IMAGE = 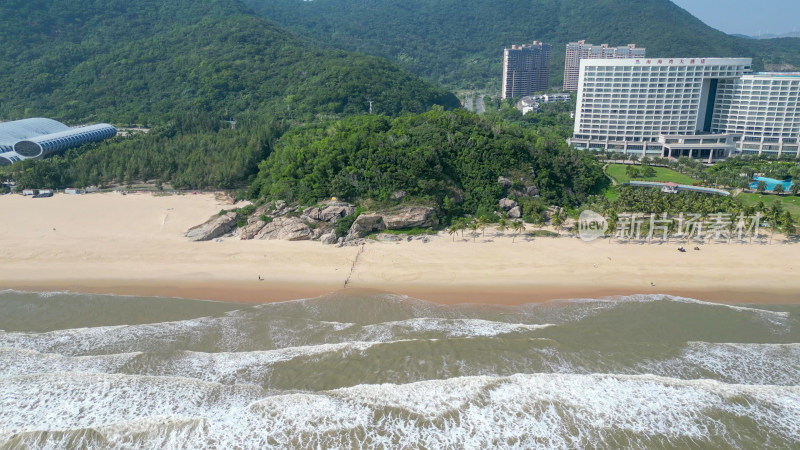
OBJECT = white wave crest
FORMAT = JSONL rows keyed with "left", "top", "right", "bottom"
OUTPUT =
{"left": 639, "top": 342, "right": 800, "bottom": 386}
{"left": 557, "top": 294, "right": 791, "bottom": 326}
{"left": 0, "top": 313, "right": 357, "bottom": 356}
{"left": 0, "top": 347, "right": 141, "bottom": 377}
{"left": 2, "top": 372, "right": 798, "bottom": 448}
{"left": 357, "top": 318, "right": 554, "bottom": 340}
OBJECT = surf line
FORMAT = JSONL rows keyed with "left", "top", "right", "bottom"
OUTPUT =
{"left": 344, "top": 243, "right": 366, "bottom": 288}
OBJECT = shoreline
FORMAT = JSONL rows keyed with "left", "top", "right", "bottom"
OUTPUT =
{"left": 1, "top": 192, "right": 799, "bottom": 306}
{"left": 3, "top": 279, "right": 799, "bottom": 306}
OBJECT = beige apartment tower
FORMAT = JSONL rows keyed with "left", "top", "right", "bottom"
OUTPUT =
{"left": 563, "top": 41, "right": 645, "bottom": 92}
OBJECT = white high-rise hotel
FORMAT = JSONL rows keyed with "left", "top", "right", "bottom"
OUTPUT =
{"left": 570, "top": 57, "right": 800, "bottom": 161}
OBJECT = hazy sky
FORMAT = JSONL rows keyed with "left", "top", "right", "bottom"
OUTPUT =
{"left": 671, "top": 0, "right": 800, "bottom": 36}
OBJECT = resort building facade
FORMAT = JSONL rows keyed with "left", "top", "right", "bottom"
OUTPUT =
{"left": 569, "top": 57, "right": 764, "bottom": 162}
{"left": 502, "top": 41, "right": 551, "bottom": 99}
{"left": 0, "top": 118, "right": 117, "bottom": 165}
{"left": 563, "top": 41, "right": 645, "bottom": 92}
{"left": 711, "top": 73, "right": 800, "bottom": 157}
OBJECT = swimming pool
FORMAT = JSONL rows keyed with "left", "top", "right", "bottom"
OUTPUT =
{"left": 750, "top": 176, "right": 794, "bottom": 192}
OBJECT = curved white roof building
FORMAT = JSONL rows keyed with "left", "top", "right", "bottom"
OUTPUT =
{"left": 0, "top": 118, "right": 116, "bottom": 166}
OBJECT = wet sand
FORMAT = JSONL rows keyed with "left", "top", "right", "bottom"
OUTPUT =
{"left": 1, "top": 192, "right": 798, "bottom": 305}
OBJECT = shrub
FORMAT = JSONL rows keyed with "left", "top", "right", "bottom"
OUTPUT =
{"left": 237, "top": 204, "right": 257, "bottom": 217}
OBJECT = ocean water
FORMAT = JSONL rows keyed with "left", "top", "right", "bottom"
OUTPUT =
{"left": 1, "top": 290, "right": 798, "bottom": 448}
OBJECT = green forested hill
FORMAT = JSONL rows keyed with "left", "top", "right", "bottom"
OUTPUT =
{"left": 0, "top": 0, "right": 460, "bottom": 190}
{"left": 0, "top": 0, "right": 459, "bottom": 124}
{"left": 242, "top": 0, "right": 800, "bottom": 90}
{"left": 251, "top": 108, "right": 607, "bottom": 216}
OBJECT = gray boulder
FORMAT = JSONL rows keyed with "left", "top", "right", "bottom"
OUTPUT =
{"left": 311, "top": 225, "right": 328, "bottom": 240}
{"left": 498, "top": 198, "right": 518, "bottom": 211}
{"left": 320, "top": 204, "right": 356, "bottom": 223}
{"left": 186, "top": 212, "right": 238, "bottom": 241}
{"left": 508, "top": 206, "right": 522, "bottom": 219}
{"left": 254, "top": 217, "right": 313, "bottom": 241}
{"left": 382, "top": 206, "right": 438, "bottom": 229}
{"left": 498, "top": 176, "right": 512, "bottom": 188}
{"left": 302, "top": 207, "right": 322, "bottom": 221}
{"left": 320, "top": 232, "right": 339, "bottom": 245}
{"left": 239, "top": 220, "right": 268, "bottom": 240}
{"left": 373, "top": 233, "right": 403, "bottom": 242}
{"left": 346, "top": 214, "right": 386, "bottom": 240}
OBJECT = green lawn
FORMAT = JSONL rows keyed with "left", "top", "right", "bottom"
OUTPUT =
{"left": 737, "top": 192, "right": 800, "bottom": 220}
{"left": 605, "top": 164, "right": 699, "bottom": 185}
{"left": 604, "top": 184, "right": 619, "bottom": 202}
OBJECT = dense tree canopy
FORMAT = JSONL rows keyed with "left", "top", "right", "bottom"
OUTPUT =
{"left": 250, "top": 109, "right": 607, "bottom": 217}
{"left": 0, "top": 0, "right": 460, "bottom": 190}
{"left": 0, "top": 0, "right": 459, "bottom": 124}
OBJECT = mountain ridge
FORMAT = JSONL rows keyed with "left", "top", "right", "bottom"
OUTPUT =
{"left": 0, "top": 0, "right": 459, "bottom": 124}
{"left": 242, "top": 0, "right": 800, "bottom": 90}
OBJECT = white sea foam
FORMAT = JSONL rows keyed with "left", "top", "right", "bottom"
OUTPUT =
{"left": 0, "top": 347, "right": 141, "bottom": 377}
{"left": 639, "top": 341, "right": 800, "bottom": 386}
{"left": 0, "top": 313, "right": 358, "bottom": 356}
{"left": 0, "top": 289, "right": 76, "bottom": 298}
{"left": 0, "top": 340, "right": 428, "bottom": 385}
{"left": 555, "top": 294, "right": 792, "bottom": 328}
{"left": 357, "top": 318, "right": 554, "bottom": 340}
{"left": 2, "top": 372, "right": 798, "bottom": 448}
{"left": 0, "top": 314, "right": 552, "bottom": 359}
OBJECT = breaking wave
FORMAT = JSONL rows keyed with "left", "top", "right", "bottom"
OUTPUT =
{"left": 1, "top": 290, "right": 798, "bottom": 448}
{"left": 1, "top": 373, "right": 798, "bottom": 448}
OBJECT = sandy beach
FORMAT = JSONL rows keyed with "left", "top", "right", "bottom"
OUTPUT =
{"left": 1, "top": 192, "right": 798, "bottom": 304}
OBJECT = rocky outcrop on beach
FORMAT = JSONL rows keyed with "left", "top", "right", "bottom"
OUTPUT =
{"left": 253, "top": 217, "right": 315, "bottom": 241}
{"left": 235, "top": 199, "right": 354, "bottom": 241}
{"left": 239, "top": 219, "right": 267, "bottom": 240}
{"left": 382, "top": 206, "right": 438, "bottom": 229}
{"left": 346, "top": 214, "right": 386, "bottom": 240}
{"left": 187, "top": 199, "right": 442, "bottom": 244}
{"left": 319, "top": 203, "right": 356, "bottom": 223}
{"left": 320, "top": 232, "right": 339, "bottom": 245}
{"left": 185, "top": 211, "right": 238, "bottom": 241}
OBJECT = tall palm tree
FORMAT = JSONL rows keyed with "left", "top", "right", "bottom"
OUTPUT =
{"left": 774, "top": 183, "right": 785, "bottom": 195}
{"left": 468, "top": 221, "right": 480, "bottom": 242}
{"left": 453, "top": 218, "right": 465, "bottom": 238}
{"left": 781, "top": 211, "right": 796, "bottom": 237}
{"left": 790, "top": 182, "right": 800, "bottom": 196}
{"left": 531, "top": 212, "right": 545, "bottom": 229}
{"left": 448, "top": 225, "right": 458, "bottom": 242}
{"left": 477, "top": 216, "right": 489, "bottom": 238}
{"left": 511, "top": 220, "right": 526, "bottom": 243}
{"left": 551, "top": 208, "right": 566, "bottom": 231}
{"left": 497, "top": 218, "right": 508, "bottom": 235}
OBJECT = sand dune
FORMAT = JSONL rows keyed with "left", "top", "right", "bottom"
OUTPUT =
{"left": 1, "top": 192, "right": 798, "bottom": 304}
